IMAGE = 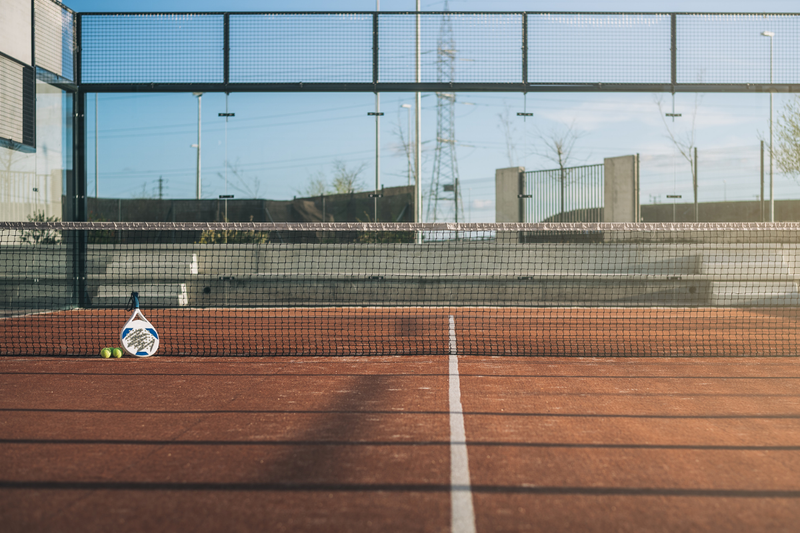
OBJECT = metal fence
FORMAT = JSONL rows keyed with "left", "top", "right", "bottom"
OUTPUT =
{"left": 0, "top": 55, "right": 35, "bottom": 148}
{"left": 76, "top": 12, "right": 800, "bottom": 93}
{"left": 523, "top": 164, "right": 604, "bottom": 223}
{"left": 34, "top": 0, "right": 77, "bottom": 83}
{"left": 0, "top": 0, "right": 75, "bottom": 150}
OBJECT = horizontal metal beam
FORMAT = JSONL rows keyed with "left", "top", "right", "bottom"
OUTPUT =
{"left": 77, "top": 11, "right": 800, "bottom": 16}
{"left": 78, "top": 82, "right": 800, "bottom": 94}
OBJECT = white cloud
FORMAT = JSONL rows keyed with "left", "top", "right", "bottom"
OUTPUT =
{"left": 472, "top": 199, "right": 494, "bottom": 210}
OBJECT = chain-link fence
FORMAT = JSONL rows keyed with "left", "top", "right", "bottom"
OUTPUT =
{"left": 77, "top": 12, "right": 800, "bottom": 90}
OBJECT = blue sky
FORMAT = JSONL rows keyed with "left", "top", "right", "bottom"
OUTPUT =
{"left": 61, "top": 1, "right": 800, "bottom": 222}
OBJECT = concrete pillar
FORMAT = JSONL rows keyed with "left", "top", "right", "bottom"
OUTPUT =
{"left": 495, "top": 166, "right": 526, "bottom": 222}
{"left": 604, "top": 155, "right": 640, "bottom": 222}
{"left": 495, "top": 166, "right": 525, "bottom": 244}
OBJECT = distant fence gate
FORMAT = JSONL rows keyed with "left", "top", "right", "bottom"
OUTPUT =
{"left": 523, "top": 164, "right": 604, "bottom": 223}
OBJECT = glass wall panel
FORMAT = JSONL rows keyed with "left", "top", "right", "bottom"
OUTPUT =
{"left": 0, "top": 81, "right": 72, "bottom": 223}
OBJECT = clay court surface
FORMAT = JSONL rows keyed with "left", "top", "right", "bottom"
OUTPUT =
{"left": 2, "top": 355, "right": 800, "bottom": 532}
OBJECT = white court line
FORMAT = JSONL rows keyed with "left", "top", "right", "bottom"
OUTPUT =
{"left": 0, "top": 308, "right": 68, "bottom": 320}
{"left": 449, "top": 315, "right": 476, "bottom": 533}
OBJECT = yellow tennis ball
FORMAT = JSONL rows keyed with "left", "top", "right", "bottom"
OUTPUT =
{"left": 112, "top": 348, "right": 123, "bottom": 359}
{"left": 100, "top": 348, "right": 111, "bottom": 359}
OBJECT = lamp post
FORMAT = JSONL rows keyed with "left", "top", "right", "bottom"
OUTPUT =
{"left": 762, "top": 30, "right": 774, "bottom": 222}
{"left": 666, "top": 194, "right": 682, "bottom": 223}
{"left": 367, "top": 0, "right": 382, "bottom": 223}
{"left": 218, "top": 94, "right": 235, "bottom": 201}
{"left": 193, "top": 92, "right": 203, "bottom": 199}
{"left": 415, "top": 0, "right": 422, "bottom": 238}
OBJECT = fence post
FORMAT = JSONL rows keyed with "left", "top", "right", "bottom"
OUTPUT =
{"left": 495, "top": 167, "right": 525, "bottom": 221}
{"left": 223, "top": 14, "right": 230, "bottom": 87}
{"left": 670, "top": 14, "right": 677, "bottom": 87}
{"left": 522, "top": 13, "right": 528, "bottom": 87}
{"left": 518, "top": 171, "right": 528, "bottom": 223}
{"left": 604, "top": 155, "right": 639, "bottom": 222}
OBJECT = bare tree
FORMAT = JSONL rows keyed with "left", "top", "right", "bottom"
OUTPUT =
{"left": 300, "top": 160, "right": 366, "bottom": 197}
{"left": 655, "top": 93, "right": 701, "bottom": 219}
{"left": 530, "top": 121, "right": 586, "bottom": 221}
{"left": 775, "top": 95, "right": 800, "bottom": 180}
{"left": 218, "top": 159, "right": 263, "bottom": 198}
{"left": 331, "top": 160, "right": 366, "bottom": 194}
{"left": 302, "top": 170, "right": 331, "bottom": 197}
{"left": 132, "top": 181, "right": 157, "bottom": 199}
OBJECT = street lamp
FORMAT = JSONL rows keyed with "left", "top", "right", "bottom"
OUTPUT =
{"left": 415, "top": 0, "right": 422, "bottom": 236}
{"left": 218, "top": 94, "right": 235, "bottom": 200}
{"left": 761, "top": 31, "right": 774, "bottom": 222}
{"left": 375, "top": 0, "right": 381, "bottom": 222}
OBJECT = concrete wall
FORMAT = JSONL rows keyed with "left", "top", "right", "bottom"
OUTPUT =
{"left": 528, "top": 200, "right": 800, "bottom": 224}
{"left": 0, "top": 0, "right": 32, "bottom": 64}
{"left": 604, "top": 155, "right": 639, "bottom": 222}
{"left": 5, "top": 240, "right": 799, "bottom": 309}
{"left": 642, "top": 199, "right": 800, "bottom": 223}
{"left": 87, "top": 185, "right": 415, "bottom": 223}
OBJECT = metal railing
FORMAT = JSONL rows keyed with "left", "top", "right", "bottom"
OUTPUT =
{"left": 523, "top": 164, "right": 604, "bottom": 223}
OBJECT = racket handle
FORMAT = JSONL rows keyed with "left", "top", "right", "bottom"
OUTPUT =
{"left": 130, "top": 292, "right": 139, "bottom": 309}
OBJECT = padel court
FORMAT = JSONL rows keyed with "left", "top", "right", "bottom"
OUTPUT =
{"left": 2, "top": 354, "right": 800, "bottom": 532}
{"left": 5, "top": 4, "right": 800, "bottom": 531}
{"left": 3, "top": 223, "right": 800, "bottom": 530}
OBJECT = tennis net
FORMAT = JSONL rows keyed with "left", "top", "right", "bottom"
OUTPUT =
{"left": 2, "top": 221, "right": 799, "bottom": 356}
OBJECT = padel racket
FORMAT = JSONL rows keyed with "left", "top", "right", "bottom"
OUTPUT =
{"left": 121, "top": 292, "right": 160, "bottom": 357}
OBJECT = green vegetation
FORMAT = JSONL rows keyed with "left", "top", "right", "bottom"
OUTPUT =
{"left": 87, "top": 212, "right": 117, "bottom": 244}
{"left": 198, "top": 229, "right": 272, "bottom": 244}
{"left": 198, "top": 216, "right": 271, "bottom": 244}
{"left": 302, "top": 160, "right": 366, "bottom": 197}
{"left": 20, "top": 212, "right": 61, "bottom": 244}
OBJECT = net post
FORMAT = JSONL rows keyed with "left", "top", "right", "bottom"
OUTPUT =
{"left": 73, "top": 85, "right": 89, "bottom": 306}
{"left": 372, "top": 12, "right": 379, "bottom": 86}
{"left": 74, "top": 91, "right": 87, "bottom": 223}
